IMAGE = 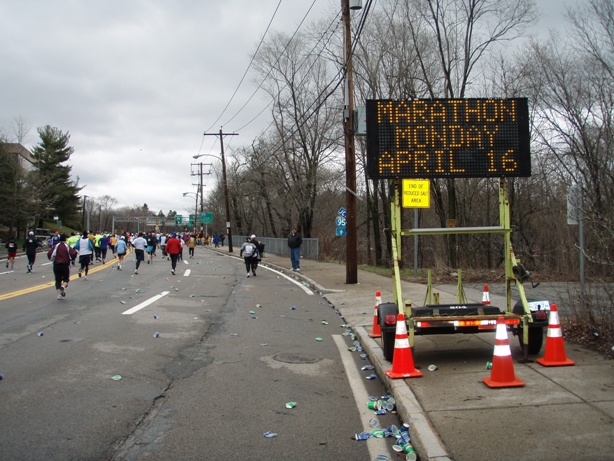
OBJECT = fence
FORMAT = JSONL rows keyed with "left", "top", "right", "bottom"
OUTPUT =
{"left": 232, "top": 235, "right": 319, "bottom": 260}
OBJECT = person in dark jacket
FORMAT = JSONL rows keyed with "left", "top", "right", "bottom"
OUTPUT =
{"left": 47, "top": 233, "right": 78, "bottom": 300}
{"left": 23, "top": 230, "right": 43, "bottom": 273}
{"left": 288, "top": 226, "right": 302, "bottom": 271}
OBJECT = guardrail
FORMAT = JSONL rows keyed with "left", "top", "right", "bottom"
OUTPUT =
{"left": 232, "top": 235, "right": 319, "bottom": 260}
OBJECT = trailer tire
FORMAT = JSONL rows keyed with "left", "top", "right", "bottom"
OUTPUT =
{"left": 513, "top": 300, "right": 546, "bottom": 355}
{"left": 519, "top": 326, "right": 544, "bottom": 355}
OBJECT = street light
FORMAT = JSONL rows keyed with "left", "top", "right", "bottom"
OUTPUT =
{"left": 193, "top": 151, "right": 233, "bottom": 252}
{"left": 182, "top": 191, "right": 198, "bottom": 230}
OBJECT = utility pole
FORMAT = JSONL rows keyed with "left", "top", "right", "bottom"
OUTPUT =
{"left": 203, "top": 128, "right": 237, "bottom": 252}
{"left": 342, "top": 0, "right": 359, "bottom": 284}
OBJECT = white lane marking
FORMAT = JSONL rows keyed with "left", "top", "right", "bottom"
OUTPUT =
{"left": 41, "top": 262, "right": 53, "bottom": 266}
{"left": 183, "top": 259, "right": 189, "bottom": 264}
{"left": 261, "top": 265, "right": 313, "bottom": 295}
{"left": 210, "top": 250, "right": 313, "bottom": 295}
{"left": 122, "top": 291, "right": 170, "bottom": 315}
{"left": 183, "top": 269, "right": 191, "bottom": 277}
{"left": 332, "top": 334, "right": 391, "bottom": 459}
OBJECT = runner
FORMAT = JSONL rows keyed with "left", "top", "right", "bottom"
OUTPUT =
{"left": 187, "top": 233, "right": 196, "bottom": 258}
{"left": 165, "top": 232, "right": 182, "bottom": 275}
{"left": 5, "top": 235, "right": 17, "bottom": 270}
{"left": 47, "top": 233, "right": 77, "bottom": 300}
{"left": 99, "top": 234, "right": 110, "bottom": 264}
{"left": 131, "top": 232, "right": 147, "bottom": 274}
{"left": 22, "top": 231, "right": 42, "bottom": 273}
{"left": 75, "top": 231, "right": 94, "bottom": 280}
{"left": 145, "top": 232, "right": 156, "bottom": 264}
{"left": 115, "top": 236, "right": 127, "bottom": 270}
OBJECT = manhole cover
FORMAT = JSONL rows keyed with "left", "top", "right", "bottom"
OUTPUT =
{"left": 273, "top": 353, "right": 322, "bottom": 364}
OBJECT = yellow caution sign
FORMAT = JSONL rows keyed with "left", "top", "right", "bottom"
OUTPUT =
{"left": 402, "top": 179, "right": 430, "bottom": 208}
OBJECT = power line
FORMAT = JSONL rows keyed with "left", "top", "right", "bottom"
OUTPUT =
{"left": 203, "top": 0, "right": 284, "bottom": 134}
{"left": 220, "top": 0, "right": 320, "bottom": 129}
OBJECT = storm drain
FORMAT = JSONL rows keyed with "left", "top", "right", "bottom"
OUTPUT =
{"left": 273, "top": 353, "right": 322, "bottom": 364}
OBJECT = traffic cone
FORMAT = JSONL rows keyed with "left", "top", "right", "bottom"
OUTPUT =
{"left": 483, "top": 316, "right": 525, "bottom": 388}
{"left": 537, "top": 304, "right": 575, "bottom": 367}
{"left": 369, "top": 291, "right": 382, "bottom": 338}
{"left": 482, "top": 285, "right": 491, "bottom": 305}
{"left": 386, "top": 313, "right": 422, "bottom": 379}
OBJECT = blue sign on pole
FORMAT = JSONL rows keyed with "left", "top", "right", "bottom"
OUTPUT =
{"left": 335, "top": 216, "right": 346, "bottom": 227}
{"left": 336, "top": 228, "right": 347, "bottom": 237}
{"left": 338, "top": 207, "right": 347, "bottom": 218}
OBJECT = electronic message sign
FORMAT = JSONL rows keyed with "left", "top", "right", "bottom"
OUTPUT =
{"left": 366, "top": 98, "right": 531, "bottom": 179}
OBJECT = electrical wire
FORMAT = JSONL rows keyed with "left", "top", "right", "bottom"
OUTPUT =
{"left": 220, "top": 0, "right": 320, "bottom": 128}
{"left": 202, "top": 0, "right": 284, "bottom": 135}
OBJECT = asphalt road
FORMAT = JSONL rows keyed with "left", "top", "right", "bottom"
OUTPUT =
{"left": 0, "top": 250, "right": 404, "bottom": 461}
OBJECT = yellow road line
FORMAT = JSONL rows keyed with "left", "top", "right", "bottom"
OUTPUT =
{"left": 0, "top": 258, "right": 121, "bottom": 302}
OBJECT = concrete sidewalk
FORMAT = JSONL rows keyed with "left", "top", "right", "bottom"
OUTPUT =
{"left": 211, "top": 246, "right": 614, "bottom": 461}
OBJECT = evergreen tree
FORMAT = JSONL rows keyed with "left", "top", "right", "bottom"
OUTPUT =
{"left": 29, "top": 125, "right": 82, "bottom": 228}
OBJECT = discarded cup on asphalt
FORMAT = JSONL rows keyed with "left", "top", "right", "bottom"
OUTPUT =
{"left": 428, "top": 364, "right": 437, "bottom": 371}
{"left": 315, "top": 337, "right": 323, "bottom": 342}
{"left": 354, "top": 431, "right": 372, "bottom": 441}
{"left": 38, "top": 332, "right": 43, "bottom": 336}
{"left": 486, "top": 361, "right": 492, "bottom": 370}
{"left": 369, "top": 418, "right": 379, "bottom": 428}
{"left": 263, "top": 431, "right": 278, "bottom": 438}
{"left": 367, "top": 400, "right": 382, "bottom": 410}
{"left": 361, "top": 365, "right": 375, "bottom": 371}
{"left": 366, "top": 374, "right": 377, "bottom": 380}
{"left": 375, "top": 409, "right": 387, "bottom": 415}
{"left": 285, "top": 402, "right": 297, "bottom": 409}
{"left": 111, "top": 375, "right": 122, "bottom": 381}
{"left": 154, "top": 332, "right": 159, "bottom": 338}
{"left": 404, "top": 444, "right": 417, "bottom": 460}
{"left": 153, "top": 315, "right": 158, "bottom": 319}
{"left": 371, "top": 429, "right": 385, "bottom": 438}
{"left": 375, "top": 455, "right": 390, "bottom": 461}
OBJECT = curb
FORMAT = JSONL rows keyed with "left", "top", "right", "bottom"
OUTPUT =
{"left": 355, "top": 326, "right": 452, "bottom": 461}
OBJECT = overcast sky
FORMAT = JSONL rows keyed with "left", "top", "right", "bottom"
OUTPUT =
{"left": 0, "top": 0, "right": 575, "bottom": 218}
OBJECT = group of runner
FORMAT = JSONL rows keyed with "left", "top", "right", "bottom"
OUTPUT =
{"left": 4, "top": 229, "right": 203, "bottom": 300}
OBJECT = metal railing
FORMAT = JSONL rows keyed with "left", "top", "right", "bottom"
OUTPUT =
{"left": 232, "top": 235, "right": 319, "bottom": 260}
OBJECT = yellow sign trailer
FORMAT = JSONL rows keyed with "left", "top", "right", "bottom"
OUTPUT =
{"left": 388, "top": 178, "right": 548, "bottom": 361}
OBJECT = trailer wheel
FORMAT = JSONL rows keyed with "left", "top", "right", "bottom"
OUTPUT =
{"left": 513, "top": 300, "right": 546, "bottom": 355}
{"left": 519, "top": 326, "right": 544, "bottom": 355}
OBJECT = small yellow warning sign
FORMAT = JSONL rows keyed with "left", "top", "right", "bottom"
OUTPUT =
{"left": 402, "top": 179, "right": 430, "bottom": 208}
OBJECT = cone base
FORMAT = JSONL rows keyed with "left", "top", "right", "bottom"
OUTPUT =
{"left": 368, "top": 333, "right": 382, "bottom": 338}
{"left": 482, "top": 376, "right": 524, "bottom": 388}
{"left": 386, "top": 369, "right": 423, "bottom": 379}
{"left": 536, "top": 357, "right": 575, "bottom": 367}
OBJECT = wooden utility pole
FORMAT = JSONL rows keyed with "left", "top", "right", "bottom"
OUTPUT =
{"left": 203, "top": 128, "right": 237, "bottom": 252}
{"left": 342, "top": 0, "right": 358, "bottom": 284}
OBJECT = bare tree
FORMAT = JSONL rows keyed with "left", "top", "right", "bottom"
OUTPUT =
{"left": 525, "top": 0, "right": 614, "bottom": 273}
{"left": 250, "top": 29, "right": 343, "bottom": 237}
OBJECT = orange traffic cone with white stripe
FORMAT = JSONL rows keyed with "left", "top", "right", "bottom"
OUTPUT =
{"left": 482, "top": 285, "right": 491, "bottom": 305}
{"left": 483, "top": 316, "right": 525, "bottom": 388}
{"left": 369, "top": 291, "right": 382, "bottom": 338}
{"left": 386, "top": 313, "right": 422, "bottom": 379}
{"left": 537, "top": 304, "right": 575, "bottom": 367}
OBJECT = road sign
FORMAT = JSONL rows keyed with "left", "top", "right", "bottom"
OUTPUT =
{"left": 366, "top": 98, "right": 531, "bottom": 179}
{"left": 402, "top": 179, "right": 430, "bottom": 208}
{"left": 336, "top": 227, "right": 347, "bottom": 237}
{"left": 201, "top": 212, "right": 213, "bottom": 224}
{"left": 335, "top": 216, "right": 347, "bottom": 227}
{"left": 175, "top": 215, "right": 183, "bottom": 225}
{"left": 338, "top": 207, "right": 347, "bottom": 218}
